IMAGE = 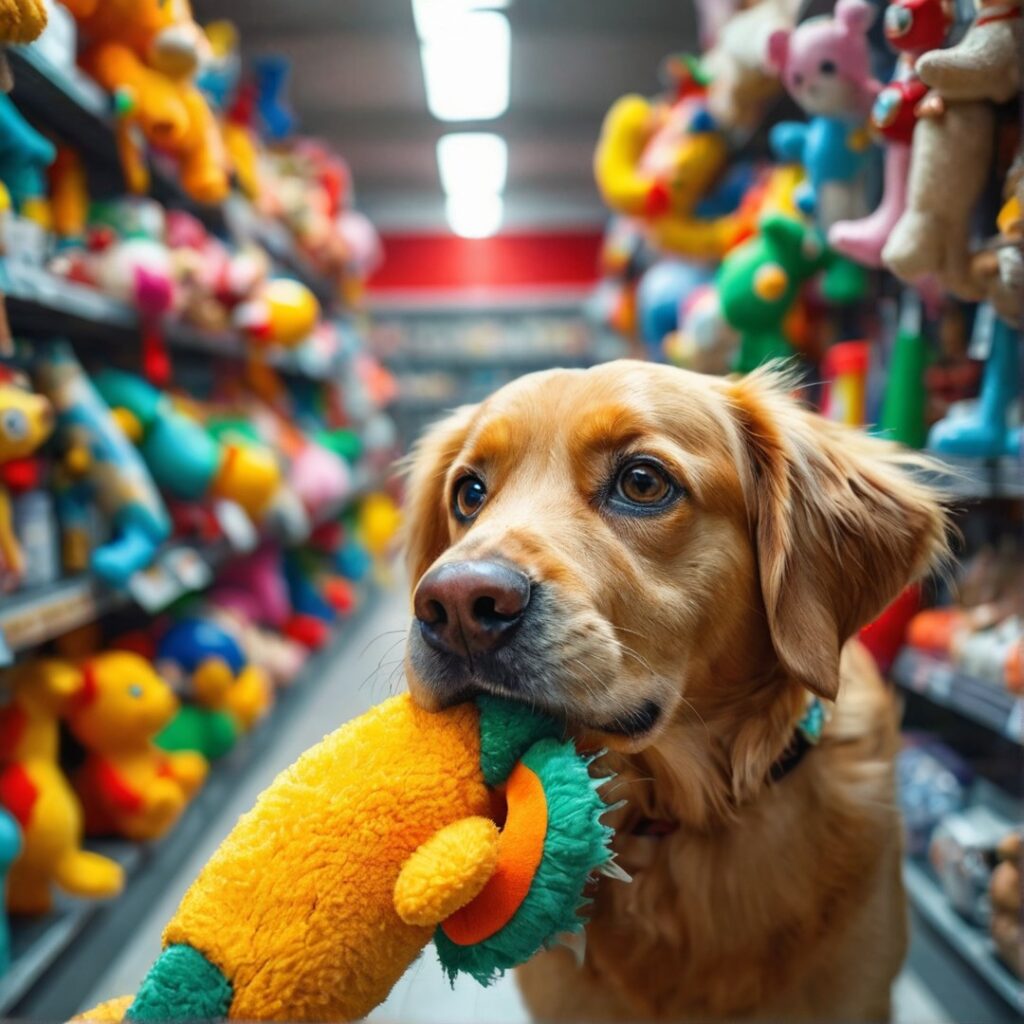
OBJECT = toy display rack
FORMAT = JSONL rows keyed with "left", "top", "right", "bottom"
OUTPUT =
{"left": 0, "top": 595, "right": 378, "bottom": 1019}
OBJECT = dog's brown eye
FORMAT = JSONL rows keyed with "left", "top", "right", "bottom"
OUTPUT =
{"left": 453, "top": 475, "right": 487, "bottom": 522}
{"left": 612, "top": 460, "right": 677, "bottom": 511}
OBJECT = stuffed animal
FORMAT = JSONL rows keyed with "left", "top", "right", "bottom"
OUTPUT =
{"left": 0, "top": 93, "right": 55, "bottom": 225}
{"left": 0, "top": 659, "right": 124, "bottom": 914}
{"left": 154, "top": 617, "right": 272, "bottom": 760}
{"left": 33, "top": 343, "right": 171, "bottom": 587}
{"left": 93, "top": 369, "right": 283, "bottom": 528}
{"left": 717, "top": 212, "right": 831, "bottom": 372}
{"left": 0, "top": 0, "right": 46, "bottom": 90}
{"left": 0, "top": 374, "right": 53, "bottom": 586}
{"left": 67, "top": 651, "right": 207, "bottom": 842}
{"left": 916, "top": 0, "right": 1022, "bottom": 104}
{"left": 970, "top": 153, "right": 1024, "bottom": 328}
{"left": 828, "top": 0, "right": 952, "bottom": 267}
{"left": 593, "top": 72, "right": 746, "bottom": 260}
{"left": 77, "top": 691, "right": 617, "bottom": 1022}
{"left": 765, "top": 0, "right": 880, "bottom": 229}
{"left": 0, "top": 808, "right": 19, "bottom": 972}
{"left": 233, "top": 278, "right": 321, "bottom": 349}
{"left": 65, "top": 0, "right": 229, "bottom": 204}
{"left": 882, "top": 0, "right": 1014, "bottom": 295}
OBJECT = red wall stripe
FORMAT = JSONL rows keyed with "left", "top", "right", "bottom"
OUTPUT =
{"left": 369, "top": 230, "right": 603, "bottom": 294}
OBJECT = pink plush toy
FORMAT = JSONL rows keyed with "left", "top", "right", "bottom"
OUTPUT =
{"left": 829, "top": 0, "right": 952, "bottom": 266}
{"left": 765, "top": 0, "right": 880, "bottom": 229}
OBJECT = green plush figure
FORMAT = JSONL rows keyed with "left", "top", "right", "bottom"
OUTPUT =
{"left": 718, "top": 213, "right": 831, "bottom": 373}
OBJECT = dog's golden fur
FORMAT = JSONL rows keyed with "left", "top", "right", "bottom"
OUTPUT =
{"left": 403, "top": 361, "right": 950, "bottom": 1021}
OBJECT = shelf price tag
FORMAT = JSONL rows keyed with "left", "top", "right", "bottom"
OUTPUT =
{"left": 129, "top": 547, "right": 212, "bottom": 612}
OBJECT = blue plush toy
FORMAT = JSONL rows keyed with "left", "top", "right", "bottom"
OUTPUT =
{"left": 637, "top": 260, "right": 714, "bottom": 361}
{"left": 0, "top": 807, "right": 22, "bottom": 974}
{"left": 765, "top": 0, "right": 879, "bottom": 230}
{"left": 0, "top": 94, "right": 55, "bottom": 217}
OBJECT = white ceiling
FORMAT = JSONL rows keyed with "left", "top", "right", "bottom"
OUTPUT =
{"left": 191, "top": 0, "right": 699, "bottom": 230}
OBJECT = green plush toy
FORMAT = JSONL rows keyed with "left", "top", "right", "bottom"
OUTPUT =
{"left": 718, "top": 213, "right": 831, "bottom": 373}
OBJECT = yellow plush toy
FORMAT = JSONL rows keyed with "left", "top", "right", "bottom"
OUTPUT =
{"left": 594, "top": 82, "right": 744, "bottom": 260}
{"left": 0, "top": 0, "right": 47, "bottom": 89}
{"left": 65, "top": 0, "right": 229, "bottom": 204}
{"left": 67, "top": 652, "right": 208, "bottom": 842}
{"left": 78, "top": 693, "right": 617, "bottom": 1022}
{"left": 0, "top": 660, "right": 124, "bottom": 914}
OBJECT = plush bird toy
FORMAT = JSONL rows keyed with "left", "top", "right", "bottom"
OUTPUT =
{"left": 79, "top": 692, "right": 618, "bottom": 1022}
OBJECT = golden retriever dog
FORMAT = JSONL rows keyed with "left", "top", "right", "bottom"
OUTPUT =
{"left": 402, "top": 361, "right": 949, "bottom": 1022}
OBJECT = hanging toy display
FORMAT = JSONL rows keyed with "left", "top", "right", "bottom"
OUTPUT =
{"left": 77, "top": 692, "right": 619, "bottom": 1023}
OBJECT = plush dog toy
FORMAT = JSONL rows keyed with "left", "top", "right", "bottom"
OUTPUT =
{"left": 67, "top": 652, "right": 208, "bottom": 842}
{"left": 765, "top": 0, "right": 879, "bottom": 229}
{"left": 65, "top": 0, "right": 229, "bottom": 204}
{"left": 78, "top": 692, "right": 617, "bottom": 1021}
{"left": 0, "top": 659, "right": 124, "bottom": 914}
{"left": 828, "top": 0, "right": 952, "bottom": 267}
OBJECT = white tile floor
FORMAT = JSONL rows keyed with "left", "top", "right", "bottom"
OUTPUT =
{"left": 80, "top": 585, "right": 951, "bottom": 1023}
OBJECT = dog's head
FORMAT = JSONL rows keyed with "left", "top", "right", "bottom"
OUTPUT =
{"left": 403, "top": 361, "right": 947, "bottom": 796}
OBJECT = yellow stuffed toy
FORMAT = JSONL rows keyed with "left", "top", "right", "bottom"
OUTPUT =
{"left": 0, "top": 660, "right": 124, "bottom": 914}
{"left": 65, "top": 0, "right": 229, "bottom": 204}
{"left": 67, "top": 652, "right": 208, "bottom": 842}
{"left": 0, "top": 0, "right": 47, "bottom": 89}
{"left": 78, "top": 693, "right": 618, "bottom": 1022}
{"left": 594, "top": 78, "right": 745, "bottom": 260}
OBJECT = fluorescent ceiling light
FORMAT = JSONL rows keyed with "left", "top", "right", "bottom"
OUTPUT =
{"left": 445, "top": 192, "right": 503, "bottom": 238}
{"left": 419, "top": 10, "right": 510, "bottom": 121}
{"left": 412, "top": 0, "right": 511, "bottom": 40}
{"left": 437, "top": 133, "right": 507, "bottom": 196}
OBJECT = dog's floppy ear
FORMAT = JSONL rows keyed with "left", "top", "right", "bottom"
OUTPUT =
{"left": 727, "top": 369, "right": 949, "bottom": 701}
{"left": 402, "top": 405, "right": 478, "bottom": 587}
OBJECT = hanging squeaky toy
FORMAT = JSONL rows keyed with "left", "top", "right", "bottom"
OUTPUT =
{"left": 77, "top": 692, "right": 620, "bottom": 1022}
{"left": 828, "top": 0, "right": 952, "bottom": 267}
{"left": 765, "top": 0, "right": 880, "bottom": 229}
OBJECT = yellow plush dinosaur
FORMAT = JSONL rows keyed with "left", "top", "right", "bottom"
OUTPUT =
{"left": 0, "top": 660, "right": 123, "bottom": 914}
{"left": 78, "top": 693, "right": 617, "bottom": 1022}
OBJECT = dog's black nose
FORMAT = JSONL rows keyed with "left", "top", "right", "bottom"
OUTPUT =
{"left": 414, "top": 560, "right": 531, "bottom": 658}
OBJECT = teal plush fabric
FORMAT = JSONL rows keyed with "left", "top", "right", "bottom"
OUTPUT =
{"left": 475, "top": 695, "right": 562, "bottom": 787}
{"left": 126, "top": 943, "right": 232, "bottom": 1022}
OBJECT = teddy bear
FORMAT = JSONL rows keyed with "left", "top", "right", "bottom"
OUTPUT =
{"left": 0, "top": 659, "right": 124, "bottom": 914}
{"left": 765, "top": 0, "right": 880, "bottom": 229}
{"left": 882, "top": 0, "right": 1016, "bottom": 296}
{"left": 64, "top": 0, "right": 229, "bottom": 204}
{"left": 828, "top": 0, "right": 952, "bottom": 267}
{"left": 66, "top": 651, "right": 208, "bottom": 842}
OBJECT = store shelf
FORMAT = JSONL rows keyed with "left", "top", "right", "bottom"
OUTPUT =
{"left": 381, "top": 351, "right": 595, "bottom": 373}
{"left": 0, "top": 592, "right": 378, "bottom": 1019}
{"left": 0, "top": 468, "right": 381, "bottom": 658}
{"left": 892, "top": 648, "right": 1023, "bottom": 745}
{"left": 904, "top": 857, "right": 1024, "bottom": 1023}
{"left": 0, "top": 262, "right": 330, "bottom": 380}
{"left": 914, "top": 454, "right": 1024, "bottom": 501}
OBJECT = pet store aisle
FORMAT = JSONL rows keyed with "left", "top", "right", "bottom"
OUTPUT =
{"left": 76, "top": 578, "right": 948, "bottom": 1024}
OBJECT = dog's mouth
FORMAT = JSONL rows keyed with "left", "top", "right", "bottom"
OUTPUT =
{"left": 407, "top": 599, "right": 665, "bottom": 742}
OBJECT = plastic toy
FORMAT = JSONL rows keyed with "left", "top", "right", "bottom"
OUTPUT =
{"left": 67, "top": 651, "right": 208, "bottom": 842}
{"left": 0, "top": 93, "right": 55, "bottom": 224}
{"left": 33, "top": 343, "right": 171, "bottom": 587}
{"left": 916, "top": 0, "right": 1021, "bottom": 105}
{"left": 66, "top": 0, "right": 229, "bottom": 204}
{"left": 821, "top": 339, "right": 870, "bottom": 426}
{"left": 828, "top": 0, "right": 951, "bottom": 267}
{"left": 0, "top": 659, "right": 124, "bottom": 914}
{"left": 878, "top": 325, "right": 930, "bottom": 449}
{"left": 78, "top": 692, "right": 616, "bottom": 1022}
{"left": 765, "top": 0, "right": 879, "bottom": 228}
{"left": 717, "top": 213, "right": 831, "bottom": 372}
{"left": 593, "top": 74, "right": 745, "bottom": 260}
{"left": 94, "top": 369, "right": 282, "bottom": 527}
{"left": 928, "top": 315, "right": 1020, "bottom": 457}
{"left": 155, "top": 617, "right": 271, "bottom": 759}
{"left": 0, "top": 808, "right": 19, "bottom": 972}
{"left": 0, "top": 375, "right": 53, "bottom": 585}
